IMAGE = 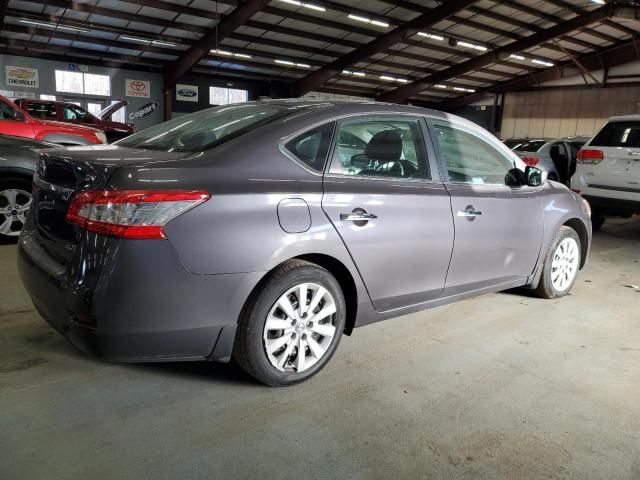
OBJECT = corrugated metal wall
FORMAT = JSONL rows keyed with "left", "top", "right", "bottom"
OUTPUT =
{"left": 500, "top": 87, "right": 640, "bottom": 139}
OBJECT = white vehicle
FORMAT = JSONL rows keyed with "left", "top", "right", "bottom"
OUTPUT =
{"left": 573, "top": 115, "right": 640, "bottom": 230}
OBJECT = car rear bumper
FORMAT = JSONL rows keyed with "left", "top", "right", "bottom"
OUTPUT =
{"left": 17, "top": 230, "right": 263, "bottom": 362}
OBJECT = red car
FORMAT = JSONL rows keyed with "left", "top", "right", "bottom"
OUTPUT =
{"left": 14, "top": 98, "right": 134, "bottom": 143}
{"left": 0, "top": 95, "right": 106, "bottom": 145}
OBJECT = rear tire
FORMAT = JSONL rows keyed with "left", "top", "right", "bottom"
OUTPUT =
{"left": 234, "top": 260, "right": 346, "bottom": 386}
{"left": 0, "top": 177, "right": 32, "bottom": 244}
{"left": 535, "top": 226, "right": 581, "bottom": 299}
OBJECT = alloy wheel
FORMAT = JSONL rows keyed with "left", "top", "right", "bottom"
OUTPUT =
{"left": 263, "top": 282, "right": 337, "bottom": 373}
{"left": 550, "top": 237, "right": 579, "bottom": 292}
{"left": 0, "top": 188, "right": 32, "bottom": 237}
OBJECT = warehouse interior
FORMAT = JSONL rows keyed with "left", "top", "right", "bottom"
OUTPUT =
{"left": 1, "top": 1, "right": 639, "bottom": 479}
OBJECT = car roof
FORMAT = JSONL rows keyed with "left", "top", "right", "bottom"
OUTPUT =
{"left": 15, "top": 97, "right": 79, "bottom": 108}
{"left": 606, "top": 114, "right": 640, "bottom": 122}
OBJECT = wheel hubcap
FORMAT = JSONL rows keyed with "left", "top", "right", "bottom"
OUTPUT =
{"left": 550, "top": 237, "right": 579, "bottom": 292}
{"left": 0, "top": 188, "right": 32, "bottom": 237}
{"left": 263, "top": 282, "right": 337, "bottom": 373}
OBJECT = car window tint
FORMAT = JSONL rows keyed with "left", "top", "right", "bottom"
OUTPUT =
{"left": 26, "top": 102, "right": 57, "bottom": 119}
{"left": 330, "top": 118, "right": 430, "bottom": 180}
{"left": 284, "top": 122, "right": 334, "bottom": 172}
{"left": 433, "top": 123, "right": 513, "bottom": 185}
{"left": 513, "top": 140, "right": 546, "bottom": 152}
{"left": 591, "top": 121, "right": 640, "bottom": 148}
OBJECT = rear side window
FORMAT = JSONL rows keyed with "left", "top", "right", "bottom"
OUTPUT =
{"left": 284, "top": 122, "right": 335, "bottom": 172}
{"left": 26, "top": 102, "right": 57, "bottom": 119}
{"left": 591, "top": 121, "right": 640, "bottom": 148}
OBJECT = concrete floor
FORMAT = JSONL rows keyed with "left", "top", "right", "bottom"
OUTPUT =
{"left": 1, "top": 218, "right": 639, "bottom": 480}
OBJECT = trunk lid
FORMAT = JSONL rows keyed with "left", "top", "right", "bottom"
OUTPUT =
{"left": 97, "top": 100, "right": 127, "bottom": 121}
{"left": 31, "top": 146, "right": 192, "bottom": 263}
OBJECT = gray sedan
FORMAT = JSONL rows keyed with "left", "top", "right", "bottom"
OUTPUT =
{"left": 18, "top": 100, "right": 592, "bottom": 386}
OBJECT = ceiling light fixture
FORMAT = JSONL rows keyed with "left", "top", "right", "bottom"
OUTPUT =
{"left": 275, "top": 59, "right": 311, "bottom": 68}
{"left": 348, "top": 14, "right": 389, "bottom": 28}
{"left": 457, "top": 41, "right": 488, "bottom": 51}
{"left": 509, "top": 54, "right": 526, "bottom": 60}
{"left": 380, "top": 75, "right": 408, "bottom": 83}
{"left": 121, "top": 36, "right": 177, "bottom": 47}
{"left": 417, "top": 32, "right": 444, "bottom": 41}
{"left": 434, "top": 84, "right": 447, "bottom": 89}
{"left": 342, "top": 70, "right": 366, "bottom": 77}
{"left": 279, "top": 0, "right": 326, "bottom": 12}
{"left": 19, "top": 18, "right": 90, "bottom": 33}
{"left": 453, "top": 86, "right": 476, "bottom": 93}
{"left": 532, "top": 59, "right": 554, "bottom": 67}
{"left": 211, "top": 49, "right": 253, "bottom": 59}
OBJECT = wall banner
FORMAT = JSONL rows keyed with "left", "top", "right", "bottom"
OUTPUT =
{"left": 5, "top": 66, "right": 39, "bottom": 88}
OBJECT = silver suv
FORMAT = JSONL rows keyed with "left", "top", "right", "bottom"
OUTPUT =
{"left": 573, "top": 116, "right": 640, "bottom": 230}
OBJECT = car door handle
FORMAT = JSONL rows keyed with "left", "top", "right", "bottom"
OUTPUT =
{"left": 340, "top": 212, "right": 378, "bottom": 221}
{"left": 457, "top": 209, "right": 482, "bottom": 217}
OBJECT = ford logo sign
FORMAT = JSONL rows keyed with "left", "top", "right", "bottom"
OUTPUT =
{"left": 128, "top": 101, "right": 160, "bottom": 120}
{"left": 178, "top": 89, "right": 197, "bottom": 97}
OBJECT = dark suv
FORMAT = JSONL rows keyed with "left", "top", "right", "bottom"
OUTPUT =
{"left": 14, "top": 99, "right": 134, "bottom": 143}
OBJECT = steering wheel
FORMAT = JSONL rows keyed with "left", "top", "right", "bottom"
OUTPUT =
{"left": 375, "top": 160, "right": 418, "bottom": 178}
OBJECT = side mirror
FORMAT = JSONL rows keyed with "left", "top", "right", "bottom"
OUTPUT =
{"left": 525, "top": 166, "right": 546, "bottom": 187}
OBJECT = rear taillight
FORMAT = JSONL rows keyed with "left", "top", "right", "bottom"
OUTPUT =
{"left": 66, "top": 190, "right": 210, "bottom": 239}
{"left": 521, "top": 155, "right": 540, "bottom": 166}
{"left": 577, "top": 149, "right": 604, "bottom": 164}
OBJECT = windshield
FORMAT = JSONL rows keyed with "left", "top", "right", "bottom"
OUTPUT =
{"left": 116, "top": 104, "right": 289, "bottom": 152}
{"left": 513, "top": 140, "right": 546, "bottom": 152}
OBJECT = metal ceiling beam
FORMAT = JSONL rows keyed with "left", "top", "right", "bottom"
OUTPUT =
{"left": 168, "top": 0, "right": 270, "bottom": 86}
{"left": 497, "top": 0, "right": 619, "bottom": 44}
{"left": 289, "top": 0, "right": 478, "bottom": 97}
{"left": 440, "top": 37, "right": 640, "bottom": 110}
{"left": 378, "top": 3, "right": 616, "bottom": 104}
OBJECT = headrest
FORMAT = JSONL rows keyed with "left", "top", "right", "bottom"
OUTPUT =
{"left": 364, "top": 129, "right": 403, "bottom": 162}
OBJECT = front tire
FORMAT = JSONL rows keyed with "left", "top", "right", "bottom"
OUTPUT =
{"left": 535, "top": 226, "right": 581, "bottom": 299}
{"left": 234, "top": 260, "right": 346, "bottom": 386}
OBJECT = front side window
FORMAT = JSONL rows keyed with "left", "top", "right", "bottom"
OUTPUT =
{"left": 26, "top": 102, "right": 57, "bottom": 119}
{"left": 284, "top": 122, "right": 334, "bottom": 172}
{"left": 432, "top": 122, "right": 513, "bottom": 185}
{"left": 330, "top": 118, "right": 430, "bottom": 180}
{"left": 117, "top": 104, "right": 290, "bottom": 152}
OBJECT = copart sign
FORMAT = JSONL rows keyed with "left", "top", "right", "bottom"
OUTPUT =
{"left": 5, "top": 66, "right": 39, "bottom": 88}
{"left": 128, "top": 101, "right": 160, "bottom": 120}
{"left": 125, "top": 79, "right": 150, "bottom": 98}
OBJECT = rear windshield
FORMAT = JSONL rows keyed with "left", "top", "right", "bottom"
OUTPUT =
{"left": 512, "top": 140, "right": 546, "bottom": 152}
{"left": 591, "top": 121, "right": 640, "bottom": 148}
{"left": 116, "top": 104, "right": 290, "bottom": 152}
